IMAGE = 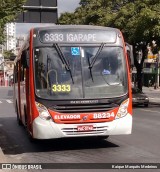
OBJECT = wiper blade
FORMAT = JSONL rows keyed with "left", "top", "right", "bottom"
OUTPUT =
{"left": 89, "top": 43, "right": 105, "bottom": 69}
{"left": 55, "top": 43, "right": 70, "bottom": 70}
{"left": 87, "top": 43, "right": 105, "bottom": 82}
{"left": 54, "top": 43, "right": 74, "bottom": 84}
{"left": 87, "top": 56, "right": 94, "bottom": 82}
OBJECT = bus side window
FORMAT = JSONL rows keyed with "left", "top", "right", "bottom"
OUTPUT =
{"left": 18, "top": 61, "right": 20, "bottom": 82}
{"left": 14, "top": 64, "right": 18, "bottom": 83}
{"left": 21, "top": 50, "right": 29, "bottom": 68}
{"left": 20, "top": 63, "right": 25, "bottom": 82}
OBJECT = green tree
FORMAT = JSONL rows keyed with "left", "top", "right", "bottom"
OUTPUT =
{"left": 58, "top": 0, "right": 114, "bottom": 25}
{"left": 0, "top": 0, "right": 26, "bottom": 44}
{"left": 58, "top": 0, "right": 160, "bottom": 90}
{"left": 3, "top": 49, "right": 15, "bottom": 60}
{"left": 111, "top": 0, "right": 160, "bottom": 90}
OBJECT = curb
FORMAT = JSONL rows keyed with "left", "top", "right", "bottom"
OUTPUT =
{"left": 0, "top": 148, "right": 7, "bottom": 163}
{"left": 0, "top": 148, "right": 22, "bottom": 172}
{"left": 0, "top": 147, "right": 8, "bottom": 172}
{"left": 149, "top": 102, "right": 160, "bottom": 105}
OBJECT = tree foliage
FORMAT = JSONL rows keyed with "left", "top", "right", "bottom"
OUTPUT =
{"left": 3, "top": 49, "right": 15, "bottom": 60}
{"left": 59, "top": 0, "right": 160, "bottom": 90}
{"left": 0, "top": 0, "right": 26, "bottom": 44}
{"left": 59, "top": 0, "right": 160, "bottom": 47}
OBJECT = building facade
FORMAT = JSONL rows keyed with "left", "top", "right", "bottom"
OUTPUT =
{"left": 3, "top": 23, "right": 16, "bottom": 52}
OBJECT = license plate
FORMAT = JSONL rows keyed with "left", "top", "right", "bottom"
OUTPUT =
{"left": 77, "top": 125, "right": 93, "bottom": 131}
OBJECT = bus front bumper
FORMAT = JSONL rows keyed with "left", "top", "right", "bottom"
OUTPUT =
{"left": 32, "top": 114, "right": 132, "bottom": 139}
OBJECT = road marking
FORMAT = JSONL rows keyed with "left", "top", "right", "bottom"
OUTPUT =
{"left": 0, "top": 99, "right": 13, "bottom": 104}
{"left": 140, "top": 109, "right": 160, "bottom": 114}
{"left": 6, "top": 100, "right": 13, "bottom": 104}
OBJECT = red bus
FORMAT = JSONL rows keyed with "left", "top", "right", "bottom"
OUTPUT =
{"left": 13, "top": 25, "right": 133, "bottom": 140}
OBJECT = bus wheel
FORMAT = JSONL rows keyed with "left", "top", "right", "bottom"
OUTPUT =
{"left": 25, "top": 121, "right": 36, "bottom": 143}
{"left": 27, "top": 131, "right": 37, "bottom": 143}
{"left": 24, "top": 107, "right": 37, "bottom": 143}
{"left": 27, "top": 131, "right": 38, "bottom": 143}
{"left": 16, "top": 103, "right": 22, "bottom": 126}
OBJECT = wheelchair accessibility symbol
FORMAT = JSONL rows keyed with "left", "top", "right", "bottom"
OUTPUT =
{"left": 71, "top": 47, "right": 80, "bottom": 56}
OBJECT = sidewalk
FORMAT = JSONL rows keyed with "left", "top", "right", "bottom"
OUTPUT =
{"left": 0, "top": 148, "right": 10, "bottom": 172}
{"left": 143, "top": 86, "right": 160, "bottom": 92}
{"left": 0, "top": 148, "right": 7, "bottom": 163}
{"left": 143, "top": 86, "right": 160, "bottom": 105}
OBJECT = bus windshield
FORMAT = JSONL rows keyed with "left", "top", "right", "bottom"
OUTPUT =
{"left": 34, "top": 45, "right": 128, "bottom": 100}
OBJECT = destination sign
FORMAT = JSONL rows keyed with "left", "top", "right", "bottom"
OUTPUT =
{"left": 38, "top": 29, "right": 117, "bottom": 43}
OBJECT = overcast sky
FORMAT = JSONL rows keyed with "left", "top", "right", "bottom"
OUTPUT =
{"left": 58, "top": 0, "right": 80, "bottom": 16}
{"left": 16, "top": 0, "right": 80, "bottom": 35}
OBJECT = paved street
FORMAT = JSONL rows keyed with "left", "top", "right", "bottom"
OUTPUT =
{"left": 143, "top": 87, "right": 160, "bottom": 105}
{"left": 0, "top": 87, "right": 160, "bottom": 172}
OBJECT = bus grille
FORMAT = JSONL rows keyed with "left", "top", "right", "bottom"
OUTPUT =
{"left": 61, "top": 126, "right": 108, "bottom": 136}
{"left": 50, "top": 104, "right": 118, "bottom": 113}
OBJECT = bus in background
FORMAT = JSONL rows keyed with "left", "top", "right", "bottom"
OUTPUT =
{"left": 13, "top": 25, "right": 133, "bottom": 141}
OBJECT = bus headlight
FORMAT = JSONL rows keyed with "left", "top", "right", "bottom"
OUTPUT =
{"left": 116, "top": 99, "right": 129, "bottom": 119}
{"left": 35, "top": 102, "right": 51, "bottom": 120}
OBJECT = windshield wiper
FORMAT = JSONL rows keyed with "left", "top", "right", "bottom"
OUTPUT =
{"left": 89, "top": 43, "right": 105, "bottom": 69}
{"left": 88, "top": 43, "right": 105, "bottom": 82}
{"left": 54, "top": 43, "right": 74, "bottom": 84}
{"left": 87, "top": 56, "right": 94, "bottom": 82}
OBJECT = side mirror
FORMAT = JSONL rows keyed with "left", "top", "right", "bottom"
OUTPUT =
{"left": 22, "top": 51, "right": 29, "bottom": 68}
{"left": 125, "top": 42, "right": 134, "bottom": 67}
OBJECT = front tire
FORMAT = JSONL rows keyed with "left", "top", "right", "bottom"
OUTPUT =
{"left": 16, "top": 102, "right": 23, "bottom": 126}
{"left": 24, "top": 107, "right": 38, "bottom": 143}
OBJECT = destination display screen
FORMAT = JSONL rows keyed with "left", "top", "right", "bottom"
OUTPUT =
{"left": 38, "top": 29, "right": 117, "bottom": 43}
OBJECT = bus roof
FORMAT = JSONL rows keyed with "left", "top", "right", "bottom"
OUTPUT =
{"left": 32, "top": 25, "right": 120, "bottom": 32}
